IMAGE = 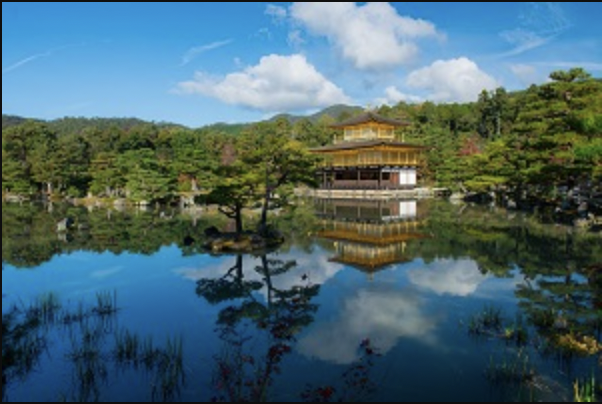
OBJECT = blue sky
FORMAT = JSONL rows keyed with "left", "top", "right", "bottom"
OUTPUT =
{"left": 2, "top": 2, "right": 601, "bottom": 127}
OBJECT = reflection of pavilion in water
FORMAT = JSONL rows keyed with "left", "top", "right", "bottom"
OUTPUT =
{"left": 315, "top": 199, "right": 427, "bottom": 277}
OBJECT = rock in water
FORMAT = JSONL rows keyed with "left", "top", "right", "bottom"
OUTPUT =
{"left": 57, "top": 217, "right": 74, "bottom": 232}
{"left": 204, "top": 226, "right": 221, "bottom": 238}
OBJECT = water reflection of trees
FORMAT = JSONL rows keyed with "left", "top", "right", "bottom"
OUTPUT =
{"left": 417, "top": 202, "right": 601, "bottom": 340}
{"left": 2, "top": 203, "right": 227, "bottom": 268}
{"left": 196, "top": 254, "right": 320, "bottom": 402}
{"left": 3, "top": 200, "right": 600, "bottom": 400}
{"left": 413, "top": 201, "right": 600, "bottom": 277}
{"left": 311, "top": 199, "right": 600, "bottom": 399}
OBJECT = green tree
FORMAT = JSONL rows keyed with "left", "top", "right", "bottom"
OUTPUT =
{"left": 203, "top": 140, "right": 261, "bottom": 234}
{"left": 2, "top": 121, "right": 52, "bottom": 195}
{"left": 510, "top": 70, "right": 601, "bottom": 193}
{"left": 89, "top": 152, "right": 124, "bottom": 197}
{"left": 117, "top": 148, "right": 174, "bottom": 203}
{"left": 239, "top": 120, "right": 319, "bottom": 235}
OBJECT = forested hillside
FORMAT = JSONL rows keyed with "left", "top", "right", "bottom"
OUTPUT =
{"left": 2, "top": 115, "right": 31, "bottom": 129}
{"left": 2, "top": 69, "right": 600, "bottom": 208}
{"left": 376, "top": 68, "right": 601, "bottom": 197}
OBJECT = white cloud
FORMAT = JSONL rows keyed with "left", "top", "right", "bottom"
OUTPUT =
{"left": 265, "top": 4, "right": 288, "bottom": 23}
{"left": 509, "top": 64, "right": 539, "bottom": 86}
{"left": 499, "top": 2, "right": 571, "bottom": 57}
{"left": 298, "top": 286, "right": 438, "bottom": 364}
{"left": 289, "top": 2, "right": 441, "bottom": 71}
{"left": 406, "top": 58, "right": 499, "bottom": 102}
{"left": 176, "top": 54, "right": 351, "bottom": 112}
{"left": 181, "top": 39, "right": 233, "bottom": 66}
{"left": 407, "top": 259, "right": 488, "bottom": 297}
{"left": 287, "top": 29, "right": 305, "bottom": 48}
{"left": 91, "top": 266, "right": 124, "bottom": 280}
{"left": 375, "top": 86, "right": 422, "bottom": 106}
{"left": 255, "top": 28, "right": 273, "bottom": 41}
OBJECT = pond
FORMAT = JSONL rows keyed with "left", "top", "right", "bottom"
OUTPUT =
{"left": 2, "top": 200, "right": 600, "bottom": 402}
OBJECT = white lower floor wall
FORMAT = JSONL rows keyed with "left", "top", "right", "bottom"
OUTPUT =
{"left": 383, "top": 168, "right": 417, "bottom": 186}
{"left": 399, "top": 200, "right": 417, "bottom": 218}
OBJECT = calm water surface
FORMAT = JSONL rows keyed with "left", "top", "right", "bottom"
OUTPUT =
{"left": 2, "top": 200, "right": 600, "bottom": 402}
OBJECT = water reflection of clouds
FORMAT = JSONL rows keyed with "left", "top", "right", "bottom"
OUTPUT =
{"left": 177, "top": 247, "right": 345, "bottom": 294}
{"left": 298, "top": 285, "right": 438, "bottom": 364}
{"left": 91, "top": 266, "right": 125, "bottom": 279}
{"left": 407, "top": 259, "right": 488, "bottom": 297}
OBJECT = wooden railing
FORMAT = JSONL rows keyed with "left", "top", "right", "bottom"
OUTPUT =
{"left": 327, "top": 151, "right": 420, "bottom": 167}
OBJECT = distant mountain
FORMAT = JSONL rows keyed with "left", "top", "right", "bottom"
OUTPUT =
{"left": 270, "top": 104, "right": 363, "bottom": 124}
{"left": 2, "top": 114, "right": 35, "bottom": 129}
{"left": 2, "top": 105, "right": 365, "bottom": 135}
{"left": 312, "top": 104, "right": 364, "bottom": 122}
{"left": 47, "top": 117, "right": 186, "bottom": 136}
{"left": 2, "top": 115, "right": 185, "bottom": 135}
{"left": 199, "top": 105, "right": 364, "bottom": 135}
{"left": 201, "top": 122, "right": 250, "bottom": 135}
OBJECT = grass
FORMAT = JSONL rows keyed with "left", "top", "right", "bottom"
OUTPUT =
{"left": 4, "top": 290, "right": 189, "bottom": 402}
{"left": 468, "top": 305, "right": 504, "bottom": 336}
{"left": 502, "top": 314, "right": 529, "bottom": 346}
{"left": 94, "top": 290, "right": 118, "bottom": 316}
{"left": 574, "top": 375, "right": 597, "bottom": 402}
{"left": 27, "top": 292, "right": 61, "bottom": 325}
{"left": 114, "top": 331, "right": 186, "bottom": 402}
{"left": 555, "top": 333, "right": 601, "bottom": 357}
{"left": 152, "top": 336, "right": 185, "bottom": 402}
{"left": 485, "top": 348, "right": 535, "bottom": 386}
{"left": 115, "top": 329, "right": 140, "bottom": 362}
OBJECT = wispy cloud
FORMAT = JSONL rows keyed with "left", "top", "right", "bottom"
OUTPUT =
{"left": 180, "top": 39, "right": 233, "bottom": 66}
{"left": 91, "top": 266, "right": 124, "bottom": 280}
{"left": 509, "top": 64, "right": 540, "bottom": 86}
{"left": 287, "top": 29, "right": 305, "bottom": 48}
{"left": 265, "top": 4, "right": 288, "bottom": 24}
{"left": 2, "top": 44, "right": 79, "bottom": 75}
{"left": 254, "top": 28, "right": 273, "bottom": 41}
{"left": 535, "top": 61, "right": 602, "bottom": 71}
{"left": 499, "top": 2, "right": 571, "bottom": 58}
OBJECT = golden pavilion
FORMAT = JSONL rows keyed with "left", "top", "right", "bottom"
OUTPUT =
{"left": 311, "top": 112, "right": 426, "bottom": 190}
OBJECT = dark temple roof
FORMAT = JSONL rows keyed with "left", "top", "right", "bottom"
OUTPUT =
{"left": 310, "top": 140, "right": 427, "bottom": 153}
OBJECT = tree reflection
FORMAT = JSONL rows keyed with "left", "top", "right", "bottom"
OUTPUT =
{"left": 1, "top": 203, "right": 227, "bottom": 268}
{"left": 196, "top": 254, "right": 320, "bottom": 402}
{"left": 515, "top": 262, "right": 601, "bottom": 362}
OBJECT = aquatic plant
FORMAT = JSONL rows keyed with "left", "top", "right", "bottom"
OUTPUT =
{"left": 555, "top": 333, "right": 601, "bottom": 357}
{"left": 574, "top": 375, "right": 597, "bottom": 402}
{"left": 468, "top": 305, "right": 504, "bottom": 336}
{"left": 503, "top": 314, "right": 530, "bottom": 346}
{"left": 94, "top": 290, "right": 118, "bottom": 316}
{"left": 30, "top": 292, "right": 62, "bottom": 324}
{"left": 485, "top": 348, "right": 535, "bottom": 386}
